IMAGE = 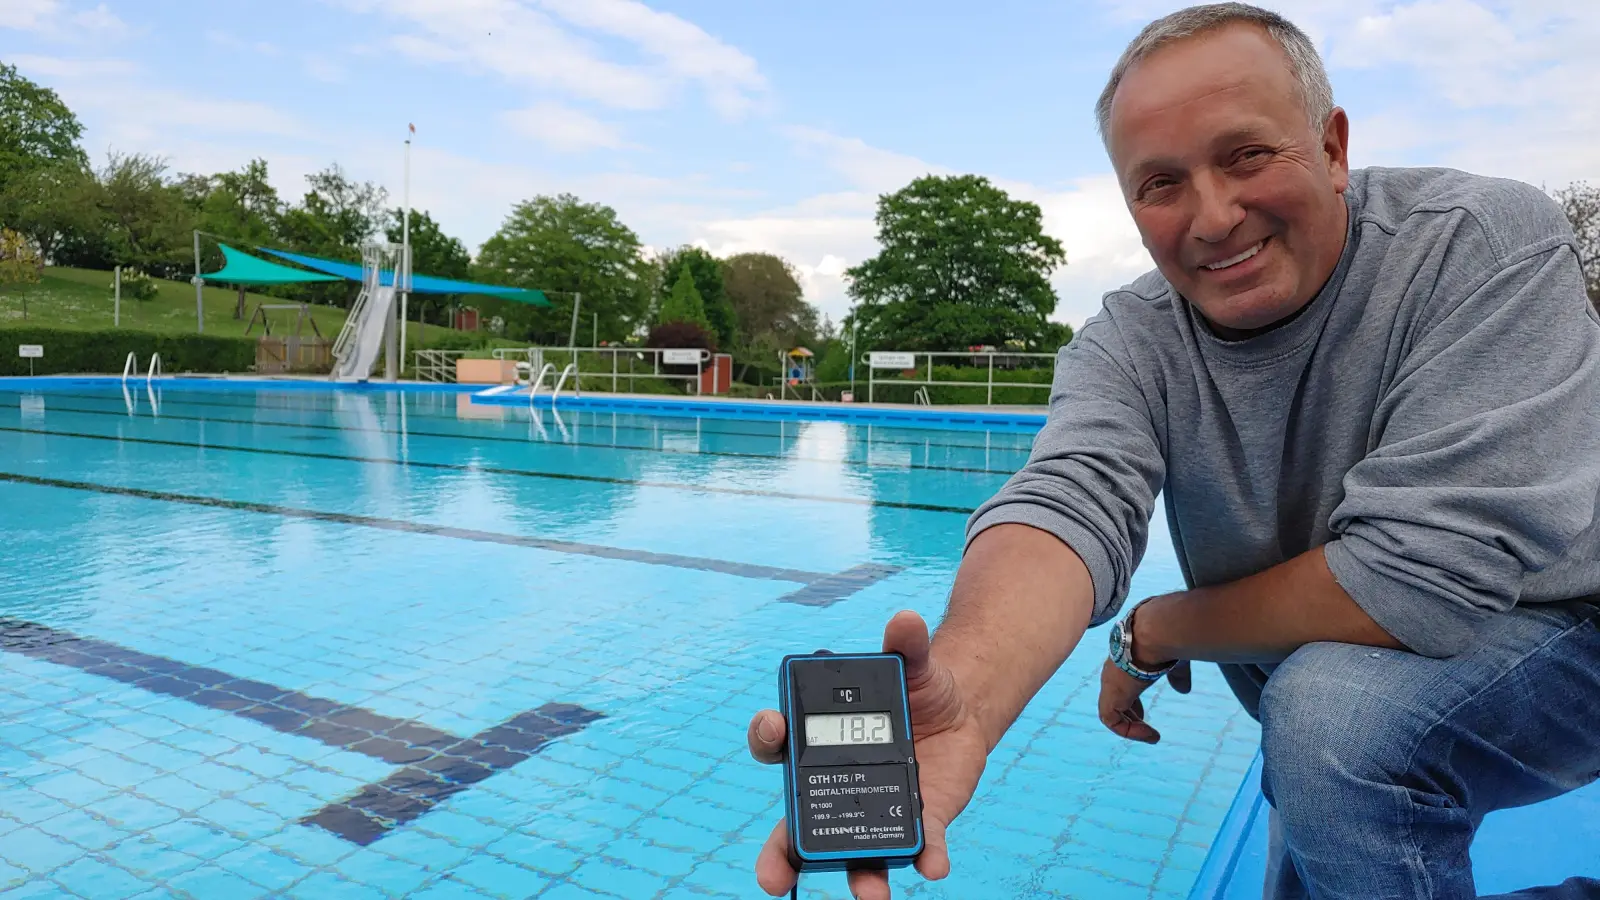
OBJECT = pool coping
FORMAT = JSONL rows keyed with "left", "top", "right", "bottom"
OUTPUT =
{"left": 0, "top": 375, "right": 1050, "bottom": 432}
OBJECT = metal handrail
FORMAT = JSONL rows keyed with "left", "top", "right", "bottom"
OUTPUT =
{"left": 147, "top": 353, "right": 161, "bottom": 383}
{"left": 122, "top": 352, "right": 137, "bottom": 381}
{"left": 860, "top": 348, "right": 1057, "bottom": 405}
{"left": 527, "top": 363, "right": 557, "bottom": 405}
{"left": 551, "top": 363, "right": 578, "bottom": 403}
{"left": 914, "top": 387, "right": 931, "bottom": 406}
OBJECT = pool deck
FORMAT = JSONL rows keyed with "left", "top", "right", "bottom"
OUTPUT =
{"left": 0, "top": 375, "right": 1052, "bottom": 432}
{"left": 1188, "top": 753, "right": 1600, "bottom": 898}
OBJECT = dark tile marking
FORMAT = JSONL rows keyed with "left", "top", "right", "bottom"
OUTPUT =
{"left": 0, "top": 390, "right": 1039, "bottom": 454}
{"left": 0, "top": 471, "right": 825, "bottom": 583}
{"left": 0, "top": 618, "right": 604, "bottom": 845}
{"left": 777, "top": 563, "right": 906, "bottom": 607}
{"left": 0, "top": 425, "right": 980, "bottom": 515}
{"left": 2, "top": 399, "right": 1021, "bottom": 476}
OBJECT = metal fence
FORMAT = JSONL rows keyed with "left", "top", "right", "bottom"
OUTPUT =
{"left": 414, "top": 346, "right": 711, "bottom": 394}
{"left": 860, "top": 350, "right": 1057, "bottom": 404}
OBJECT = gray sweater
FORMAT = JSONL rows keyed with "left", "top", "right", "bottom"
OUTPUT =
{"left": 967, "top": 166, "right": 1600, "bottom": 714}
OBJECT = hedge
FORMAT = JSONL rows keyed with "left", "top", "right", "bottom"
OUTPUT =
{"left": 0, "top": 327, "right": 256, "bottom": 377}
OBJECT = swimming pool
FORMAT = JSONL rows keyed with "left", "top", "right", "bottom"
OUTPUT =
{"left": 0, "top": 381, "right": 1260, "bottom": 900}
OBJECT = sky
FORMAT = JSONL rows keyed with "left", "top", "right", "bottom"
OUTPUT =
{"left": 4, "top": 0, "right": 1598, "bottom": 328}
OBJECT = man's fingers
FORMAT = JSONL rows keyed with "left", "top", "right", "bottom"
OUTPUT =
{"left": 914, "top": 814, "right": 952, "bottom": 882}
{"left": 1169, "top": 660, "right": 1192, "bottom": 694}
{"left": 882, "top": 609, "right": 932, "bottom": 677}
{"left": 847, "top": 868, "right": 893, "bottom": 900}
{"left": 755, "top": 819, "right": 798, "bottom": 896}
{"left": 747, "top": 710, "right": 788, "bottom": 765}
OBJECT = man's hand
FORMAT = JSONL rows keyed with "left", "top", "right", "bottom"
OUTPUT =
{"left": 745, "top": 610, "right": 990, "bottom": 899}
{"left": 1097, "top": 658, "right": 1190, "bottom": 744}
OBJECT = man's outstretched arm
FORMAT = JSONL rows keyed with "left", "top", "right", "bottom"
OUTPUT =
{"left": 937, "top": 523, "right": 1097, "bottom": 749}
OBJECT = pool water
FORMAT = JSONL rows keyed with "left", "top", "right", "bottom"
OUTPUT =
{"left": 0, "top": 383, "right": 1260, "bottom": 900}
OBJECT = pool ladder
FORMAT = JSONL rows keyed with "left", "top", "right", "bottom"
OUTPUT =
{"left": 528, "top": 362, "right": 580, "bottom": 405}
{"left": 121, "top": 352, "right": 161, "bottom": 384}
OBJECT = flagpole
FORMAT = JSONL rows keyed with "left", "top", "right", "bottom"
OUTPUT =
{"left": 401, "top": 125, "right": 412, "bottom": 370}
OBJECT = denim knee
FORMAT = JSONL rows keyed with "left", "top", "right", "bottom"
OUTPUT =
{"left": 1257, "top": 642, "right": 1433, "bottom": 817}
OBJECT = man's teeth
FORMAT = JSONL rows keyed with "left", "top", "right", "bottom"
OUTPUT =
{"left": 1204, "top": 241, "right": 1264, "bottom": 271}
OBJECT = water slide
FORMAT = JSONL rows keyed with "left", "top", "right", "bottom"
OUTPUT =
{"left": 332, "top": 283, "right": 396, "bottom": 382}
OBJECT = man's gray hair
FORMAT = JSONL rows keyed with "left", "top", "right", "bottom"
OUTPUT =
{"left": 1095, "top": 3, "right": 1334, "bottom": 143}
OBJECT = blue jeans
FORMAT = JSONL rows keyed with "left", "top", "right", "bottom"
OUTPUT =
{"left": 1257, "top": 598, "right": 1600, "bottom": 900}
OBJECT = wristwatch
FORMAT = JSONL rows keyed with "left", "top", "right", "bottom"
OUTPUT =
{"left": 1109, "top": 600, "right": 1176, "bottom": 683}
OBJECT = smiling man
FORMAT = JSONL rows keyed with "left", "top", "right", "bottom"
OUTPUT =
{"left": 746, "top": 4, "right": 1600, "bottom": 899}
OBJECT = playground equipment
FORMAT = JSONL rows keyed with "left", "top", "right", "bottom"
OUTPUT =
{"left": 245, "top": 302, "right": 332, "bottom": 375}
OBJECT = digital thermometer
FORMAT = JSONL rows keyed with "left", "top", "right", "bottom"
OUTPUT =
{"left": 779, "top": 651, "right": 925, "bottom": 874}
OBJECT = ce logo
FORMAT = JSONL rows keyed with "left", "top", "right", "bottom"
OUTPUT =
{"left": 888, "top": 805, "right": 904, "bottom": 818}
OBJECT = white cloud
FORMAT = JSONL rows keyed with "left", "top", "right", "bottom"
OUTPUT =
{"left": 340, "top": 0, "right": 765, "bottom": 116}
{"left": 14, "top": 55, "right": 314, "bottom": 143}
{"left": 2, "top": 0, "right": 128, "bottom": 37}
{"left": 501, "top": 102, "right": 627, "bottom": 153}
{"left": 692, "top": 129, "right": 1152, "bottom": 328}
{"left": 535, "top": 0, "right": 767, "bottom": 117}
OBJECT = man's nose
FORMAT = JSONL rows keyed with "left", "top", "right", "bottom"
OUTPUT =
{"left": 1189, "top": 171, "right": 1245, "bottom": 244}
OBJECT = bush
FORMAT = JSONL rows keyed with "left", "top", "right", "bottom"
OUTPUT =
{"left": 646, "top": 320, "right": 716, "bottom": 353}
{"left": 0, "top": 229, "right": 41, "bottom": 286}
{"left": 114, "top": 269, "right": 161, "bottom": 302}
{"left": 0, "top": 327, "right": 255, "bottom": 376}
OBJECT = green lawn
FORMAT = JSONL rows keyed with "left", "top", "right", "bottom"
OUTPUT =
{"left": 0, "top": 267, "right": 355, "bottom": 338}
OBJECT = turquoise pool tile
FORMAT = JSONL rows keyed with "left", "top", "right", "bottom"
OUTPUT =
{"left": 30, "top": 771, "right": 117, "bottom": 806}
{"left": 568, "top": 858, "right": 670, "bottom": 898}
{"left": 210, "top": 842, "right": 305, "bottom": 890}
{"left": 213, "top": 746, "right": 297, "bottom": 779}
{"left": 49, "top": 856, "right": 150, "bottom": 900}
{"left": 73, "top": 755, "right": 162, "bottom": 791}
{"left": 145, "top": 819, "right": 241, "bottom": 862}
{"left": 1036, "top": 863, "right": 1153, "bottom": 899}
{"left": 484, "top": 833, "right": 582, "bottom": 877}
{"left": 118, "top": 743, "right": 206, "bottom": 774}
{"left": 36, "top": 808, "right": 119, "bottom": 851}
{"left": 535, "top": 881, "right": 625, "bottom": 900}
{"left": 416, "top": 810, "right": 512, "bottom": 848}
{"left": 101, "top": 836, "right": 205, "bottom": 882}
{"left": 195, "top": 797, "right": 285, "bottom": 839}
{"left": 406, "top": 878, "right": 497, "bottom": 899}
{"left": 446, "top": 854, "right": 549, "bottom": 898}
{"left": 334, "top": 852, "right": 437, "bottom": 895}
{"left": 0, "top": 826, "right": 84, "bottom": 874}
{"left": 0, "top": 877, "right": 68, "bottom": 899}
{"left": 677, "top": 860, "right": 750, "bottom": 898}
{"left": 166, "top": 863, "right": 273, "bottom": 899}
{"left": 287, "top": 870, "right": 388, "bottom": 900}
{"left": 231, "top": 782, "right": 320, "bottom": 819}
{"left": 177, "top": 762, "right": 260, "bottom": 795}
{"left": 369, "top": 830, "right": 474, "bottom": 872}
{"left": 0, "top": 860, "right": 28, "bottom": 890}
{"left": 135, "top": 774, "right": 218, "bottom": 812}
{"left": 258, "top": 826, "right": 358, "bottom": 868}
{"left": 596, "top": 839, "right": 696, "bottom": 879}
{"left": 627, "top": 817, "right": 724, "bottom": 856}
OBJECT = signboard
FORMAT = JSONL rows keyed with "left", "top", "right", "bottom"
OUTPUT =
{"left": 18, "top": 344, "right": 43, "bottom": 359}
{"left": 662, "top": 349, "right": 702, "bottom": 365}
{"left": 868, "top": 351, "right": 916, "bottom": 369}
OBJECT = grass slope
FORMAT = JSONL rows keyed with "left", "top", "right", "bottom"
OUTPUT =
{"left": 0, "top": 267, "right": 354, "bottom": 338}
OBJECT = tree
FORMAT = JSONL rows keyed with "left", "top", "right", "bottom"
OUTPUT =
{"left": 844, "top": 174, "right": 1067, "bottom": 351}
{"left": 277, "top": 163, "right": 389, "bottom": 261}
{"left": 52, "top": 152, "right": 194, "bottom": 278}
{"left": 0, "top": 162, "right": 99, "bottom": 264}
{"left": 0, "top": 62, "right": 88, "bottom": 186}
{"left": 474, "top": 193, "right": 651, "bottom": 344}
{"left": 658, "top": 264, "right": 712, "bottom": 332}
{"left": 1555, "top": 181, "right": 1600, "bottom": 308}
{"left": 385, "top": 207, "right": 470, "bottom": 332}
{"left": 654, "top": 245, "right": 734, "bottom": 348}
{"left": 722, "top": 252, "right": 819, "bottom": 355}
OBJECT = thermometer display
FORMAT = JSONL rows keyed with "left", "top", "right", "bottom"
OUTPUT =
{"left": 805, "top": 712, "right": 892, "bottom": 746}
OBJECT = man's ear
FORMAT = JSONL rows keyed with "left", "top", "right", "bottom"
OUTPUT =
{"left": 1323, "top": 107, "right": 1351, "bottom": 193}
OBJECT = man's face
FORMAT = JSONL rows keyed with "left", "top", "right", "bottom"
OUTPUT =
{"left": 1107, "top": 24, "right": 1351, "bottom": 335}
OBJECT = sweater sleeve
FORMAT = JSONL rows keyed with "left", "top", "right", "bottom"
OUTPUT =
{"left": 965, "top": 312, "right": 1166, "bottom": 626}
{"left": 1325, "top": 241, "right": 1600, "bottom": 658}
